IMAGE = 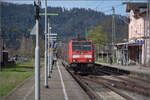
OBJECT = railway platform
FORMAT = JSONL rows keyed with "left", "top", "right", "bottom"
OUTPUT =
{"left": 2, "top": 60, "right": 90, "bottom": 100}
{"left": 96, "top": 62, "right": 150, "bottom": 76}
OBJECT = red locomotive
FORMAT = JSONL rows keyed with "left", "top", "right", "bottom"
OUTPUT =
{"left": 68, "top": 39, "right": 95, "bottom": 73}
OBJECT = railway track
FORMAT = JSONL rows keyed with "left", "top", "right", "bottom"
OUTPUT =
{"left": 95, "top": 65, "right": 150, "bottom": 96}
{"left": 93, "top": 70, "right": 150, "bottom": 94}
{"left": 90, "top": 76, "right": 150, "bottom": 96}
{"left": 94, "top": 64, "right": 150, "bottom": 87}
{"left": 61, "top": 62, "right": 100, "bottom": 100}
{"left": 61, "top": 61, "right": 150, "bottom": 100}
{"left": 81, "top": 76, "right": 134, "bottom": 100}
{"left": 62, "top": 61, "right": 142, "bottom": 100}
{"left": 94, "top": 64, "right": 150, "bottom": 83}
{"left": 81, "top": 75, "right": 150, "bottom": 100}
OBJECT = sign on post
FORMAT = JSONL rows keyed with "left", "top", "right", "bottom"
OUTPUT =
{"left": 49, "top": 47, "right": 53, "bottom": 52}
{"left": 30, "top": 24, "right": 36, "bottom": 35}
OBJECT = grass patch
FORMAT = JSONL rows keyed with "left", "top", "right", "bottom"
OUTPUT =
{"left": 0, "top": 58, "right": 44, "bottom": 99}
{"left": 0, "top": 72, "right": 32, "bottom": 98}
{"left": 96, "top": 59, "right": 109, "bottom": 63}
{"left": 96, "top": 58, "right": 117, "bottom": 64}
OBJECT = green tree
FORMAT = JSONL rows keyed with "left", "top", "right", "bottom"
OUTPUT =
{"left": 86, "top": 25, "right": 107, "bottom": 47}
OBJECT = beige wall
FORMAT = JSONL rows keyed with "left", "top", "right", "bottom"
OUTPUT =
{"left": 129, "top": 10, "right": 146, "bottom": 40}
{"left": 128, "top": 10, "right": 149, "bottom": 66}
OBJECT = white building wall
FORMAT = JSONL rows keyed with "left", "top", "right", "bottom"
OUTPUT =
{"left": 146, "top": 39, "right": 150, "bottom": 66}
{"left": 129, "top": 9, "right": 150, "bottom": 66}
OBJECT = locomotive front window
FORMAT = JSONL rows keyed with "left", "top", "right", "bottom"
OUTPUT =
{"left": 72, "top": 42, "right": 91, "bottom": 51}
{"left": 72, "top": 42, "right": 91, "bottom": 45}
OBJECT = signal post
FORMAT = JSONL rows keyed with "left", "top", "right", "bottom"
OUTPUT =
{"left": 34, "top": 0, "right": 41, "bottom": 100}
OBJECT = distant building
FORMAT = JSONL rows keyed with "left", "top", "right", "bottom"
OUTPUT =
{"left": 116, "top": 2, "right": 150, "bottom": 66}
{"left": 120, "top": 2, "right": 149, "bottom": 66}
{"left": 126, "top": 2, "right": 150, "bottom": 66}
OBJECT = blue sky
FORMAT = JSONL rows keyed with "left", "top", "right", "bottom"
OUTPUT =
{"left": 5, "top": 0, "right": 147, "bottom": 16}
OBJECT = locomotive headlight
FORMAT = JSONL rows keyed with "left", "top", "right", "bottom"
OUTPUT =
{"left": 84, "top": 55, "right": 92, "bottom": 58}
{"left": 88, "top": 59, "right": 92, "bottom": 62}
{"left": 72, "top": 55, "right": 80, "bottom": 58}
{"left": 73, "top": 60, "right": 76, "bottom": 62}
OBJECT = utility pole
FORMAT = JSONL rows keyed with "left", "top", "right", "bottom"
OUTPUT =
{"left": 148, "top": 0, "right": 150, "bottom": 66}
{"left": 34, "top": 0, "right": 41, "bottom": 100}
{"left": 112, "top": 7, "right": 115, "bottom": 63}
{"left": 44, "top": 0, "right": 48, "bottom": 88}
{"left": 49, "top": 26, "right": 52, "bottom": 73}
{"left": 40, "top": 12, "right": 58, "bottom": 84}
{"left": 48, "top": 17, "right": 51, "bottom": 78}
{"left": 49, "top": 29, "right": 58, "bottom": 73}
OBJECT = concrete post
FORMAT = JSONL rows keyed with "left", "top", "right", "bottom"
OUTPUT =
{"left": 34, "top": 0, "right": 41, "bottom": 99}
{"left": 148, "top": 0, "right": 150, "bottom": 66}
{"left": 49, "top": 27, "right": 52, "bottom": 73}
{"left": 48, "top": 18, "right": 50, "bottom": 78}
{"left": 35, "top": 19, "right": 40, "bottom": 100}
{"left": 112, "top": 7, "right": 115, "bottom": 63}
{"left": 44, "top": 0, "right": 48, "bottom": 88}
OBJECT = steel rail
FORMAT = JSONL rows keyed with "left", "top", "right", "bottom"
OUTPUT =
{"left": 113, "top": 76, "right": 150, "bottom": 89}
{"left": 61, "top": 61, "right": 101, "bottom": 100}
{"left": 82, "top": 77, "right": 134, "bottom": 100}
{"left": 127, "top": 75, "right": 150, "bottom": 83}
{"left": 94, "top": 65, "right": 150, "bottom": 90}
{"left": 92, "top": 76, "right": 150, "bottom": 97}
{"left": 92, "top": 66, "right": 150, "bottom": 97}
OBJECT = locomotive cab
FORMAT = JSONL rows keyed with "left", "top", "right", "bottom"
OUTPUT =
{"left": 68, "top": 40, "right": 94, "bottom": 73}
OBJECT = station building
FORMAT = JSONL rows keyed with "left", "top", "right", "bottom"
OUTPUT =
{"left": 116, "top": 2, "right": 150, "bottom": 67}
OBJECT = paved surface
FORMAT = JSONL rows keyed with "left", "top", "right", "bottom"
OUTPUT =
{"left": 96, "top": 62, "right": 150, "bottom": 75}
{"left": 3, "top": 61, "right": 90, "bottom": 100}
{"left": 96, "top": 91, "right": 125, "bottom": 100}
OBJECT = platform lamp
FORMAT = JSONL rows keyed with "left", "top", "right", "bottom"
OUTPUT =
{"left": 39, "top": 13, "right": 58, "bottom": 88}
{"left": 34, "top": 0, "right": 41, "bottom": 100}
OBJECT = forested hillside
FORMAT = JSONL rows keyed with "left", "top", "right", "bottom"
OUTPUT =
{"left": 0, "top": 2, "right": 128, "bottom": 56}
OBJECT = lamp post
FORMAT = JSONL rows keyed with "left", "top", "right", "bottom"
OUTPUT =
{"left": 112, "top": 7, "right": 115, "bottom": 64}
{"left": 47, "top": 18, "right": 50, "bottom": 78}
{"left": 44, "top": 0, "right": 48, "bottom": 88}
{"left": 47, "top": 16, "right": 57, "bottom": 76}
{"left": 39, "top": 12, "right": 58, "bottom": 85}
{"left": 47, "top": 30, "right": 57, "bottom": 73}
{"left": 34, "top": 0, "right": 41, "bottom": 100}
